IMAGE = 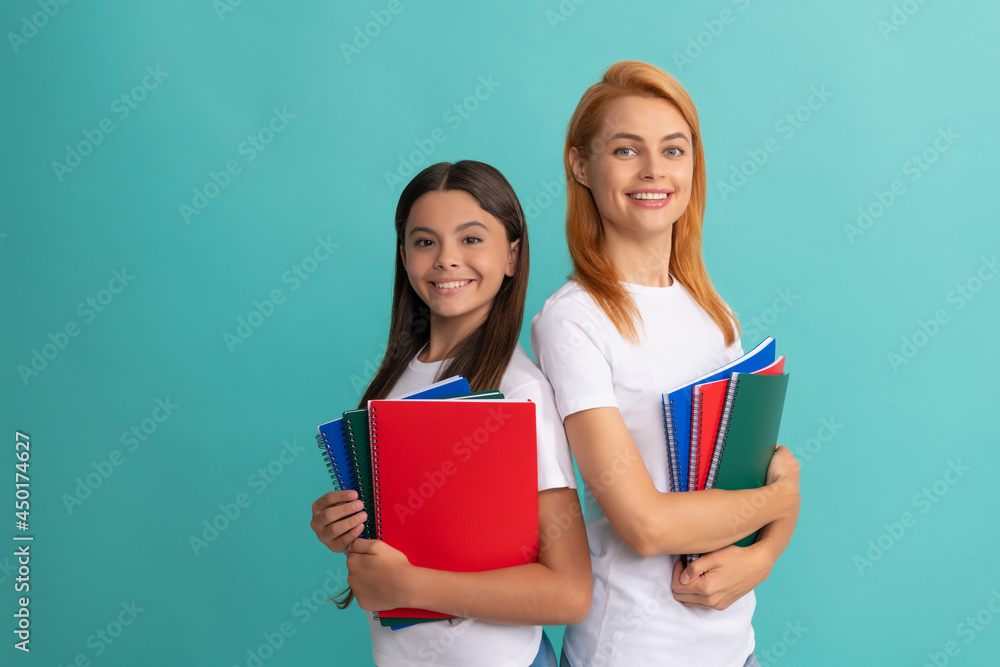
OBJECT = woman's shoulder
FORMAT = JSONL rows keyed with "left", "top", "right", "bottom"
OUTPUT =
{"left": 531, "top": 278, "right": 604, "bottom": 326}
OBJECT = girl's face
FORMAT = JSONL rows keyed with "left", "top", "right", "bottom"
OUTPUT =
{"left": 401, "top": 189, "right": 519, "bottom": 334}
{"left": 571, "top": 95, "right": 694, "bottom": 239}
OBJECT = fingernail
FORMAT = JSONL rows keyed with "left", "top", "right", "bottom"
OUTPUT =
{"left": 353, "top": 501, "right": 364, "bottom": 510}
{"left": 681, "top": 572, "right": 691, "bottom": 584}
{"left": 358, "top": 512, "right": 368, "bottom": 521}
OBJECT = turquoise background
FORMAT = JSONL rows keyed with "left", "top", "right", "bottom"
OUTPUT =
{"left": 2, "top": 0, "right": 998, "bottom": 665}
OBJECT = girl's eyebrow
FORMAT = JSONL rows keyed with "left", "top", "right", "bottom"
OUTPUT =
{"left": 607, "top": 131, "right": 690, "bottom": 144}
{"left": 408, "top": 221, "right": 489, "bottom": 237}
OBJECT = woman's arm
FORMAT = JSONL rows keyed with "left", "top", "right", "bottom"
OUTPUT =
{"left": 563, "top": 407, "right": 799, "bottom": 558}
{"left": 671, "top": 467, "right": 801, "bottom": 609}
{"left": 346, "top": 487, "right": 592, "bottom": 625}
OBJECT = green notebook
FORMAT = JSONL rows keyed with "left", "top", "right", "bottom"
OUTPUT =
{"left": 705, "top": 372, "right": 790, "bottom": 548}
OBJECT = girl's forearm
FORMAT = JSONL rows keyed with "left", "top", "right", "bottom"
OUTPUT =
{"left": 402, "top": 562, "right": 591, "bottom": 626}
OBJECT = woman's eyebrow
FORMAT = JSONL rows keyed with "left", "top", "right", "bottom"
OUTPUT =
{"left": 607, "top": 131, "right": 690, "bottom": 144}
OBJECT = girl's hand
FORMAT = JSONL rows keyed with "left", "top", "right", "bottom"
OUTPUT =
{"left": 310, "top": 490, "right": 367, "bottom": 554}
{"left": 346, "top": 539, "right": 416, "bottom": 611}
{"left": 670, "top": 544, "right": 771, "bottom": 610}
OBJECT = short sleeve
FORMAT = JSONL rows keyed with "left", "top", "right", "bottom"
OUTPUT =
{"left": 505, "top": 378, "right": 576, "bottom": 492}
{"left": 530, "top": 297, "right": 618, "bottom": 420}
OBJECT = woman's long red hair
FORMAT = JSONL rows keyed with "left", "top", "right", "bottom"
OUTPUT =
{"left": 564, "top": 60, "right": 739, "bottom": 345}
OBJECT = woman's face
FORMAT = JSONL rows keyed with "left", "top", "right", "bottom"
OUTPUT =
{"left": 571, "top": 95, "right": 695, "bottom": 239}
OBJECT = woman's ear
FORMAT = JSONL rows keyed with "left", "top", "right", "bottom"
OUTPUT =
{"left": 568, "top": 147, "right": 588, "bottom": 187}
{"left": 399, "top": 245, "right": 407, "bottom": 271}
{"left": 505, "top": 239, "right": 521, "bottom": 277}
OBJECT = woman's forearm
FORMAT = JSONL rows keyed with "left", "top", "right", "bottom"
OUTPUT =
{"left": 633, "top": 479, "right": 798, "bottom": 556}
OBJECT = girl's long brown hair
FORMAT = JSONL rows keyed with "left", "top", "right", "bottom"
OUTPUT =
{"left": 334, "top": 160, "right": 529, "bottom": 609}
{"left": 564, "top": 60, "right": 739, "bottom": 345}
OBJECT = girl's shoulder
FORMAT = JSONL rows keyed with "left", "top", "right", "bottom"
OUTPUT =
{"left": 498, "top": 345, "right": 550, "bottom": 397}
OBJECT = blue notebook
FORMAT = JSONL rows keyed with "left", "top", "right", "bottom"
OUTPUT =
{"left": 315, "top": 375, "right": 472, "bottom": 493}
{"left": 662, "top": 338, "right": 775, "bottom": 492}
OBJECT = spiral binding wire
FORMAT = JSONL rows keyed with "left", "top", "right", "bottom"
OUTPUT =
{"left": 315, "top": 432, "right": 344, "bottom": 490}
{"left": 369, "top": 405, "right": 382, "bottom": 540}
{"left": 706, "top": 377, "right": 740, "bottom": 490}
{"left": 342, "top": 415, "right": 369, "bottom": 539}
{"left": 662, "top": 396, "right": 680, "bottom": 493}
{"left": 689, "top": 389, "right": 703, "bottom": 492}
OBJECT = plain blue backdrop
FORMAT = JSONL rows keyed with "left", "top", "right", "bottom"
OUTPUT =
{"left": 2, "top": 1, "right": 999, "bottom": 665}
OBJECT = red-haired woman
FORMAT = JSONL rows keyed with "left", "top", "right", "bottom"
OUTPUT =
{"left": 531, "top": 61, "right": 801, "bottom": 667}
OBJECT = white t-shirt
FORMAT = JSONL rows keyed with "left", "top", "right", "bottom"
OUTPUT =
{"left": 531, "top": 278, "right": 753, "bottom": 667}
{"left": 367, "top": 344, "right": 577, "bottom": 667}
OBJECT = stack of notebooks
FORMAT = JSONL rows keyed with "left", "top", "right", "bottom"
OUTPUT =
{"left": 315, "top": 376, "right": 539, "bottom": 629}
{"left": 661, "top": 337, "right": 789, "bottom": 561}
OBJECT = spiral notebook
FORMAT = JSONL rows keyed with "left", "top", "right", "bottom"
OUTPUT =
{"left": 315, "top": 375, "right": 472, "bottom": 538}
{"left": 689, "top": 356, "right": 786, "bottom": 493}
{"left": 662, "top": 337, "right": 776, "bottom": 493}
{"left": 367, "top": 398, "right": 539, "bottom": 621}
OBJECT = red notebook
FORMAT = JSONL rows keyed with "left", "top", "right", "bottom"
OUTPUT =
{"left": 691, "top": 356, "right": 785, "bottom": 491}
{"left": 367, "top": 398, "right": 539, "bottom": 620}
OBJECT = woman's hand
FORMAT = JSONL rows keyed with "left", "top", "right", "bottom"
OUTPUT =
{"left": 766, "top": 444, "right": 800, "bottom": 486}
{"left": 310, "top": 490, "right": 366, "bottom": 554}
{"left": 670, "top": 544, "right": 772, "bottom": 610}
{"left": 346, "top": 539, "right": 416, "bottom": 611}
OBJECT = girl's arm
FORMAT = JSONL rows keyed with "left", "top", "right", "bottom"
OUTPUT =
{"left": 346, "top": 486, "right": 592, "bottom": 625}
{"left": 563, "top": 407, "right": 799, "bottom": 558}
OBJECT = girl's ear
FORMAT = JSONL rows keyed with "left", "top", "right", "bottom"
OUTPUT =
{"left": 505, "top": 239, "right": 521, "bottom": 278}
{"left": 568, "top": 147, "right": 588, "bottom": 187}
{"left": 399, "top": 245, "right": 407, "bottom": 271}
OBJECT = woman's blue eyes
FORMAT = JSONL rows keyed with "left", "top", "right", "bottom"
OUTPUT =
{"left": 613, "top": 146, "right": 685, "bottom": 157}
